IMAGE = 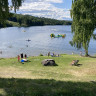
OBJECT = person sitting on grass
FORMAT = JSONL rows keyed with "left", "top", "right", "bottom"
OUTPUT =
{"left": 51, "top": 53, "right": 55, "bottom": 57}
{"left": 21, "top": 59, "right": 28, "bottom": 64}
{"left": 71, "top": 60, "right": 79, "bottom": 66}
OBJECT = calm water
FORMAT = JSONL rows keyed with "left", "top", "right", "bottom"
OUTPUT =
{"left": 0, "top": 25, "right": 96, "bottom": 58}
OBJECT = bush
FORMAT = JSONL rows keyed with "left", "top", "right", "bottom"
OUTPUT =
{"left": 39, "top": 54, "right": 43, "bottom": 56}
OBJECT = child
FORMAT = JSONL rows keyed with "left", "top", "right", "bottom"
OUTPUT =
{"left": 25, "top": 54, "right": 27, "bottom": 59}
{"left": 18, "top": 55, "right": 20, "bottom": 62}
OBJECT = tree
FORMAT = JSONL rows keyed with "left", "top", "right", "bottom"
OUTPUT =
{"left": 70, "top": 0, "right": 96, "bottom": 56}
{"left": 0, "top": 0, "right": 24, "bottom": 25}
{"left": 0, "top": 0, "right": 9, "bottom": 25}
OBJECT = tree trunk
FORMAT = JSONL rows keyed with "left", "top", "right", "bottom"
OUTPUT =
{"left": 85, "top": 50, "right": 89, "bottom": 56}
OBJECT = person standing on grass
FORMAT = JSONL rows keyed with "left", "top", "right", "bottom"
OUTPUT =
{"left": 48, "top": 52, "right": 50, "bottom": 57}
{"left": 18, "top": 55, "right": 20, "bottom": 62}
{"left": 21, "top": 53, "right": 23, "bottom": 60}
{"left": 25, "top": 54, "right": 27, "bottom": 59}
{"left": 80, "top": 51, "right": 82, "bottom": 56}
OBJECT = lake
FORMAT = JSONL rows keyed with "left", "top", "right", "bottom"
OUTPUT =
{"left": 0, "top": 25, "right": 96, "bottom": 58}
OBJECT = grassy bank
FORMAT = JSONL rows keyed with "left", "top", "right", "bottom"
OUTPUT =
{"left": 0, "top": 54, "right": 96, "bottom": 96}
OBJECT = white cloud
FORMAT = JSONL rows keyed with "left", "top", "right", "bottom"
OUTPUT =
{"left": 25, "top": 0, "right": 63, "bottom": 3}
{"left": 17, "top": 0, "right": 71, "bottom": 20}
{"left": 44, "top": 0, "right": 63, "bottom": 3}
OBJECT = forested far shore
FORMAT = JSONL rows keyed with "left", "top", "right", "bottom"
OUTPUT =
{"left": 0, "top": 13, "right": 72, "bottom": 28}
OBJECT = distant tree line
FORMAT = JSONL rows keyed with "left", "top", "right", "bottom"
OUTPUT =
{"left": 0, "top": 13, "right": 72, "bottom": 28}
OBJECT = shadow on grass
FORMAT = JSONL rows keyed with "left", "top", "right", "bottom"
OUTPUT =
{"left": 76, "top": 64, "right": 82, "bottom": 67}
{"left": 71, "top": 64, "right": 82, "bottom": 67}
{"left": 0, "top": 78, "right": 96, "bottom": 96}
{"left": 88, "top": 56, "right": 96, "bottom": 58}
{"left": 81, "top": 55, "right": 96, "bottom": 58}
{"left": 72, "top": 64, "right": 82, "bottom": 67}
{"left": 54, "top": 63, "right": 58, "bottom": 66}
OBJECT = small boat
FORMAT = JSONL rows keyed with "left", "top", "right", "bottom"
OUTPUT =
{"left": 23, "top": 30, "right": 26, "bottom": 32}
{"left": 26, "top": 39, "right": 31, "bottom": 42}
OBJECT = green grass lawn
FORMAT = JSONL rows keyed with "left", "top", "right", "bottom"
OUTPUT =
{"left": 6, "top": 20, "right": 20, "bottom": 27}
{"left": 0, "top": 54, "right": 96, "bottom": 96}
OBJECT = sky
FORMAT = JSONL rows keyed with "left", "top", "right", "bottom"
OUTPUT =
{"left": 9, "top": 0, "right": 72, "bottom": 20}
